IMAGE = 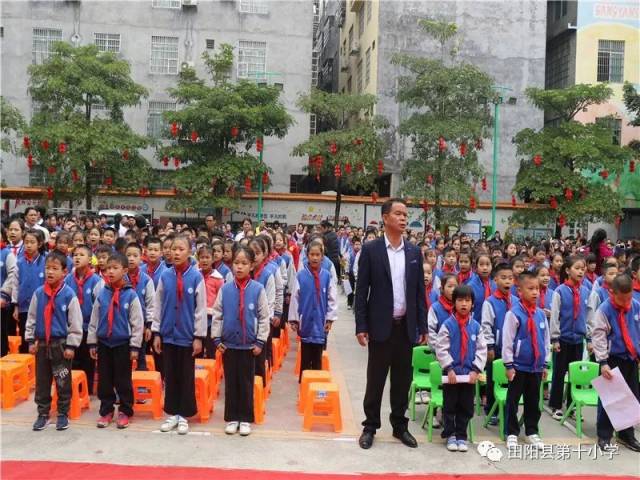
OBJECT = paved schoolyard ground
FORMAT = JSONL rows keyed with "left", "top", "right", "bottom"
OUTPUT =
{"left": 1, "top": 293, "right": 638, "bottom": 477}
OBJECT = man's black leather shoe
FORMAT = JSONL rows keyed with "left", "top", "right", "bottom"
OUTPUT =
{"left": 359, "top": 430, "right": 374, "bottom": 449}
{"left": 393, "top": 430, "right": 418, "bottom": 448}
{"left": 618, "top": 435, "right": 640, "bottom": 452}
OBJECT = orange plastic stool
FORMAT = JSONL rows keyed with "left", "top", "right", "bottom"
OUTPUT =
{"left": 132, "top": 370, "right": 163, "bottom": 419}
{"left": 322, "top": 351, "right": 331, "bottom": 371}
{"left": 298, "top": 370, "right": 332, "bottom": 414}
{"left": 0, "top": 362, "right": 29, "bottom": 409}
{"left": 302, "top": 382, "right": 342, "bottom": 432}
{"left": 281, "top": 326, "right": 290, "bottom": 355}
{"left": 271, "top": 338, "right": 282, "bottom": 372}
{"left": 146, "top": 355, "right": 156, "bottom": 372}
{"left": 8, "top": 336, "right": 21, "bottom": 354}
{"left": 196, "top": 358, "right": 218, "bottom": 400}
{"left": 51, "top": 370, "right": 90, "bottom": 419}
{"left": 215, "top": 349, "right": 224, "bottom": 381}
{"left": 264, "top": 359, "right": 272, "bottom": 399}
{"left": 253, "top": 376, "right": 265, "bottom": 424}
{"left": 294, "top": 340, "right": 301, "bottom": 376}
{"left": 1, "top": 353, "right": 36, "bottom": 389}
{"left": 195, "top": 369, "right": 214, "bottom": 422}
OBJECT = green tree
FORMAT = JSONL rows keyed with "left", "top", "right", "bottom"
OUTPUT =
{"left": 1, "top": 96, "right": 25, "bottom": 155}
{"left": 24, "top": 42, "right": 150, "bottom": 208}
{"left": 292, "top": 89, "right": 388, "bottom": 227}
{"left": 623, "top": 82, "right": 640, "bottom": 127}
{"left": 161, "top": 44, "right": 293, "bottom": 211}
{"left": 392, "top": 19, "right": 494, "bottom": 229}
{"left": 511, "top": 84, "right": 631, "bottom": 229}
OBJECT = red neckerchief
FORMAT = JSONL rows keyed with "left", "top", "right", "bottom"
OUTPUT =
{"left": 632, "top": 279, "right": 640, "bottom": 293}
{"left": 494, "top": 289, "right": 511, "bottom": 311}
{"left": 236, "top": 277, "right": 250, "bottom": 344}
{"left": 175, "top": 262, "right": 189, "bottom": 304}
{"left": 480, "top": 276, "right": 491, "bottom": 300}
{"left": 443, "top": 264, "right": 456, "bottom": 274}
{"left": 309, "top": 264, "right": 321, "bottom": 305}
{"left": 439, "top": 295, "right": 454, "bottom": 315}
{"left": 74, "top": 268, "right": 94, "bottom": 305}
{"left": 11, "top": 242, "right": 21, "bottom": 256}
{"left": 455, "top": 312, "right": 470, "bottom": 363}
{"left": 253, "top": 260, "right": 268, "bottom": 282}
{"left": 129, "top": 266, "right": 140, "bottom": 290}
{"left": 0, "top": 242, "right": 6, "bottom": 250}
{"left": 550, "top": 270, "right": 560, "bottom": 286}
{"left": 107, "top": 284, "right": 122, "bottom": 337}
{"left": 24, "top": 251, "right": 38, "bottom": 263}
{"left": 522, "top": 300, "right": 540, "bottom": 362}
{"left": 585, "top": 271, "right": 597, "bottom": 283}
{"left": 146, "top": 260, "right": 160, "bottom": 277}
{"left": 457, "top": 270, "right": 472, "bottom": 285}
{"left": 275, "top": 247, "right": 286, "bottom": 256}
{"left": 564, "top": 279, "right": 581, "bottom": 321}
{"left": 539, "top": 285, "right": 547, "bottom": 309}
{"left": 268, "top": 251, "right": 278, "bottom": 262}
{"left": 425, "top": 283, "right": 433, "bottom": 309}
{"left": 43, "top": 281, "right": 63, "bottom": 344}
{"left": 609, "top": 292, "right": 637, "bottom": 360}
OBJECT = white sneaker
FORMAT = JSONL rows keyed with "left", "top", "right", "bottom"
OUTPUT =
{"left": 160, "top": 415, "right": 179, "bottom": 432}
{"left": 176, "top": 417, "right": 189, "bottom": 435}
{"left": 420, "top": 391, "right": 430, "bottom": 404}
{"left": 506, "top": 435, "right": 518, "bottom": 449}
{"left": 551, "top": 409, "right": 563, "bottom": 421}
{"left": 239, "top": 422, "right": 251, "bottom": 436}
{"left": 225, "top": 421, "right": 239, "bottom": 435}
{"left": 527, "top": 434, "right": 544, "bottom": 450}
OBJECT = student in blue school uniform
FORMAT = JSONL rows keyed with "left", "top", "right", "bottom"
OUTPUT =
{"left": 502, "top": 271, "right": 550, "bottom": 451}
{"left": 586, "top": 263, "right": 619, "bottom": 344}
{"left": 591, "top": 274, "right": 640, "bottom": 453}
{"left": 54, "top": 231, "right": 74, "bottom": 272}
{"left": 64, "top": 244, "right": 103, "bottom": 394}
{"left": 211, "top": 246, "right": 270, "bottom": 437}
{"left": 25, "top": 250, "right": 83, "bottom": 431}
{"left": 435, "top": 285, "right": 487, "bottom": 453}
{"left": 141, "top": 236, "right": 167, "bottom": 288}
{"left": 434, "top": 247, "right": 458, "bottom": 280}
{"left": 510, "top": 256, "right": 526, "bottom": 298}
{"left": 548, "top": 252, "right": 564, "bottom": 291}
{"left": 289, "top": 241, "right": 338, "bottom": 381}
{"left": 427, "top": 274, "right": 458, "bottom": 351}
{"left": 88, "top": 253, "right": 144, "bottom": 430}
{"left": 1, "top": 226, "right": 18, "bottom": 356}
{"left": 152, "top": 235, "right": 207, "bottom": 436}
{"left": 549, "top": 255, "right": 590, "bottom": 420}
{"left": 211, "top": 239, "right": 233, "bottom": 283}
{"left": 456, "top": 251, "right": 473, "bottom": 286}
{"left": 467, "top": 253, "right": 495, "bottom": 324}
{"left": 13, "top": 229, "right": 47, "bottom": 353}
{"left": 630, "top": 256, "right": 640, "bottom": 304}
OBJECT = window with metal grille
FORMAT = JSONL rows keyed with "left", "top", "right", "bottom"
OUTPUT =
{"left": 365, "top": 47, "right": 371, "bottom": 86}
{"left": 94, "top": 33, "right": 121, "bottom": 53}
{"left": 596, "top": 117, "right": 622, "bottom": 145}
{"left": 147, "top": 100, "right": 176, "bottom": 138}
{"left": 237, "top": 40, "right": 266, "bottom": 81}
{"left": 597, "top": 40, "right": 624, "bottom": 83}
{"left": 91, "top": 102, "right": 111, "bottom": 118}
{"left": 152, "top": 0, "right": 180, "bottom": 8}
{"left": 356, "top": 59, "right": 363, "bottom": 92}
{"left": 206, "top": 39, "right": 215, "bottom": 50}
{"left": 150, "top": 36, "right": 178, "bottom": 74}
{"left": 32, "top": 28, "right": 62, "bottom": 64}
{"left": 238, "top": 0, "right": 268, "bottom": 14}
{"left": 545, "top": 33, "right": 571, "bottom": 89}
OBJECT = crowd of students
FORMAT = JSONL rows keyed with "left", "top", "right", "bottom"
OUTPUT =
{"left": 0, "top": 205, "right": 639, "bottom": 455}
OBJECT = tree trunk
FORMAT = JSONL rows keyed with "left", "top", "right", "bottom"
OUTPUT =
{"left": 85, "top": 177, "right": 92, "bottom": 211}
{"left": 333, "top": 176, "right": 342, "bottom": 229}
{"left": 434, "top": 152, "right": 443, "bottom": 229}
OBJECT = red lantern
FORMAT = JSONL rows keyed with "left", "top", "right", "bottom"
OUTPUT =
{"left": 244, "top": 176, "right": 252, "bottom": 192}
{"left": 558, "top": 214, "right": 566, "bottom": 228}
{"left": 104, "top": 177, "right": 112, "bottom": 186}
{"left": 371, "top": 192, "right": 378, "bottom": 203}
{"left": 58, "top": 142, "right": 66, "bottom": 154}
{"left": 256, "top": 138, "right": 263, "bottom": 152}
{"left": 345, "top": 162, "right": 352, "bottom": 174}
{"left": 171, "top": 122, "right": 179, "bottom": 137}
{"left": 550, "top": 197, "right": 558, "bottom": 210}
{"left": 46, "top": 187, "right": 53, "bottom": 200}
{"left": 190, "top": 131, "right": 198, "bottom": 143}
{"left": 174, "top": 157, "right": 181, "bottom": 168}
{"left": 438, "top": 137, "right": 446, "bottom": 152}
{"left": 122, "top": 149, "right": 129, "bottom": 160}
{"left": 71, "top": 169, "right": 79, "bottom": 183}
{"left": 427, "top": 175, "right": 433, "bottom": 185}
{"left": 564, "top": 188, "right": 573, "bottom": 201}
{"left": 27, "top": 154, "right": 33, "bottom": 170}
{"left": 334, "top": 164, "right": 342, "bottom": 178}
{"left": 162, "top": 156, "right": 169, "bottom": 167}
{"left": 481, "top": 177, "right": 487, "bottom": 191}
{"left": 231, "top": 126, "right": 239, "bottom": 138}
{"left": 511, "top": 194, "right": 517, "bottom": 207}
{"left": 262, "top": 172, "right": 269, "bottom": 185}
{"left": 377, "top": 160, "right": 384, "bottom": 176}
{"left": 475, "top": 138, "right": 483, "bottom": 150}
{"left": 630, "top": 160, "right": 636, "bottom": 173}
{"left": 469, "top": 195, "right": 477, "bottom": 210}
{"left": 600, "top": 169, "right": 609, "bottom": 179}
{"left": 41, "top": 140, "right": 50, "bottom": 151}
{"left": 172, "top": 186, "right": 178, "bottom": 195}
{"left": 138, "top": 187, "right": 144, "bottom": 197}
{"left": 329, "top": 142, "right": 337, "bottom": 155}
{"left": 459, "top": 143, "right": 467, "bottom": 156}
{"left": 421, "top": 200, "right": 429, "bottom": 212}
{"left": 47, "top": 165, "right": 56, "bottom": 175}
{"left": 23, "top": 136, "right": 31, "bottom": 150}
{"left": 533, "top": 154, "right": 542, "bottom": 166}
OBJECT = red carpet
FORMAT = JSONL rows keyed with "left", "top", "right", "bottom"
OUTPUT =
{"left": 1, "top": 462, "right": 637, "bottom": 480}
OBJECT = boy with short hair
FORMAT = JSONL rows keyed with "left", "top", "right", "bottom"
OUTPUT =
{"left": 25, "top": 250, "right": 83, "bottom": 431}
{"left": 435, "top": 247, "right": 458, "bottom": 279}
{"left": 94, "top": 245, "right": 112, "bottom": 280}
{"left": 591, "top": 274, "right": 640, "bottom": 452}
{"left": 88, "top": 253, "right": 144, "bottom": 429}
{"left": 141, "top": 236, "right": 167, "bottom": 288}
{"left": 631, "top": 256, "right": 640, "bottom": 304}
{"left": 502, "top": 271, "right": 550, "bottom": 450}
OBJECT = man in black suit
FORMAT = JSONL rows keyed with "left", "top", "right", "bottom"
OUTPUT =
{"left": 355, "top": 198, "right": 428, "bottom": 449}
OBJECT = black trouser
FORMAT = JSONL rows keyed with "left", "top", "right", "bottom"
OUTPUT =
{"left": 299, "top": 342, "right": 323, "bottom": 382}
{"left": 347, "top": 272, "right": 356, "bottom": 307}
{"left": 0, "top": 305, "right": 15, "bottom": 356}
{"left": 255, "top": 346, "right": 267, "bottom": 387}
{"left": 223, "top": 348, "right": 255, "bottom": 423}
{"left": 162, "top": 343, "right": 197, "bottom": 418}
{"left": 484, "top": 350, "right": 501, "bottom": 415}
{"left": 362, "top": 322, "right": 412, "bottom": 434}
{"left": 597, "top": 356, "right": 639, "bottom": 441}
{"left": 35, "top": 339, "right": 72, "bottom": 416}
{"left": 201, "top": 324, "right": 215, "bottom": 359}
{"left": 18, "top": 312, "right": 28, "bottom": 353}
{"left": 97, "top": 342, "right": 133, "bottom": 417}
{"left": 506, "top": 370, "right": 542, "bottom": 436}
{"left": 136, "top": 338, "right": 148, "bottom": 370}
{"left": 549, "top": 340, "right": 583, "bottom": 410}
{"left": 73, "top": 332, "right": 96, "bottom": 394}
{"left": 442, "top": 383, "right": 475, "bottom": 440}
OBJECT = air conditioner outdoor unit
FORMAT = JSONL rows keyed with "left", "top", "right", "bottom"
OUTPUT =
{"left": 349, "top": 41, "right": 360, "bottom": 55}
{"left": 182, "top": 0, "right": 198, "bottom": 6}
{"left": 181, "top": 61, "right": 195, "bottom": 70}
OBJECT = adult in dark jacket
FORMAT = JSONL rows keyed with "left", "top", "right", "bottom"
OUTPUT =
{"left": 320, "top": 220, "right": 341, "bottom": 277}
{"left": 355, "top": 198, "right": 428, "bottom": 450}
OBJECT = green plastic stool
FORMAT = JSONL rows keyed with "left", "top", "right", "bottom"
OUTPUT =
{"left": 560, "top": 361, "right": 599, "bottom": 438}
{"left": 408, "top": 346, "right": 435, "bottom": 421}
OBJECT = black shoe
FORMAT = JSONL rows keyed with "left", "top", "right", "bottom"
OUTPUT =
{"left": 618, "top": 436, "right": 640, "bottom": 453}
{"left": 32, "top": 415, "right": 50, "bottom": 431}
{"left": 597, "top": 438, "right": 613, "bottom": 452}
{"left": 393, "top": 430, "right": 418, "bottom": 448}
{"left": 359, "top": 430, "right": 374, "bottom": 449}
{"left": 56, "top": 414, "right": 69, "bottom": 431}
